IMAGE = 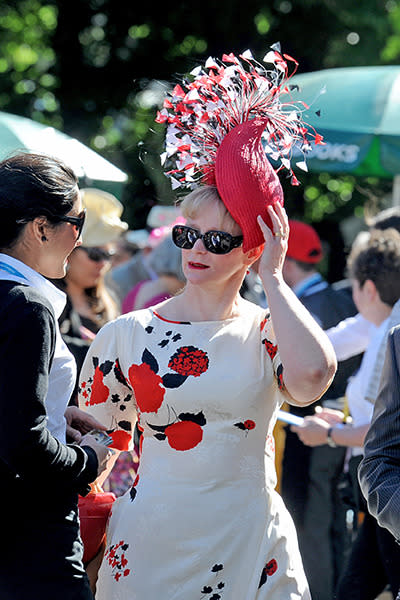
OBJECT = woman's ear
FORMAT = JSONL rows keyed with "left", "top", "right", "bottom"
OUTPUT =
{"left": 245, "top": 244, "right": 264, "bottom": 265}
{"left": 32, "top": 216, "right": 49, "bottom": 244}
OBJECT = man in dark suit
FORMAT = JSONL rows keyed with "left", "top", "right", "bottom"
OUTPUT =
{"left": 280, "top": 220, "right": 361, "bottom": 600}
{"left": 359, "top": 325, "right": 400, "bottom": 550}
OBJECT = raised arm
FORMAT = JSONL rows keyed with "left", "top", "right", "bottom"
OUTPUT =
{"left": 358, "top": 326, "right": 400, "bottom": 541}
{"left": 257, "top": 205, "right": 337, "bottom": 405}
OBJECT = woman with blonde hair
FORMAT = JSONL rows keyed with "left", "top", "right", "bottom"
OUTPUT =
{"left": 57, "top": 188, "right": 127, "bottom": 379}
{"left": 78, "top": 48, "right": 337, "bottom": 599}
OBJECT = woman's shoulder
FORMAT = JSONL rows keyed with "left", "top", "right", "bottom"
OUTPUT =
{"left": 97, "top": 307, "right": 155, "bottom": 336}
{"left": 238, "top": 296, "right": 269, "bottom": 322}
{"left": 0, "top": 280, "right": 55, "bottom": 319}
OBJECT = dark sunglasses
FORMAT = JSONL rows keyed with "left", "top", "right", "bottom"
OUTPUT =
{"left": 80, "top": 246, "right": 115, "bottom": 262}
{"left": 56, "top": 209, "right": 86, "bottom": 238}
{"left": 172, "top": 224, "right": 243, "bottom": 255}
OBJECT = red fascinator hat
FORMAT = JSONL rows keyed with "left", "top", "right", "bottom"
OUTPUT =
{"left": 156, "top": 45, "right": 322, "bottom": 251}
{"left": 215, "top": 119, "right": 283, "bottom": 251}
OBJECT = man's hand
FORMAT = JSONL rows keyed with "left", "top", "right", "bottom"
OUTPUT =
{"left": 80, "top": 433, "right": 116, "bottom": 478}
{"left": 65, "top": 406, "right": 107, "bottom": 444}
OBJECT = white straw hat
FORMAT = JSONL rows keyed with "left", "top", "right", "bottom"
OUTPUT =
{"left": 81, "top": 188, "right": 128, "bottom": 247}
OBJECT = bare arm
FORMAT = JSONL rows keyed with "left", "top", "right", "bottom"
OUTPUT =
{"left": 291, "top": 412, "right": 369, "bottom": 447}
{"left": 257, "top": 205, "right": 337, "bottom": 405}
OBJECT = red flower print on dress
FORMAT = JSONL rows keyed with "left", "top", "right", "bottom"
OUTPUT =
{"left": 168, "top": 346, "right": 209, "bottom": 377}
{"left": 165, "top": 420, "right": 203, "bottom": 451}
{"left": 260, "top": 312, "right": 271, "bottom": 332}
{"left": 265, "top": 559, "right": 278, "bottom": 575}
{"left": 266, "top": 433, "right": 275, "bottom": 455}
{"left": 276, "top": 363, "right": 285, "bottom": 391}
{"left": 234, "top": 419, "right": 256, "bottom": 436}
{"left": 262, "top": 338, "right": 278, "bottom": 361}
{"left": 128, "top": 362, "right": 165, "bottom": 413}
{"left": 83, "top": 358, "right": 113, "bottom": 407}
{"left": 148, "top": 411, "right": 206, "bottom": 452}
{"left": 258, "top": 558, "right": 278, "bottom": 588}
{"left": 105, "top": 540, "right": 131, "bottom": 582}
{"left": 109, "top": 429, "right": 132, "bottom": 451}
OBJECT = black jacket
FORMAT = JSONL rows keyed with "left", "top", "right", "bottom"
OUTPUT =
{"left": 0, "top": 281, "right": 97, "bottom": 520}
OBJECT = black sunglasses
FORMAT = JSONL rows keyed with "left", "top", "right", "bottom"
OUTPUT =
{"left": 56, "top": 209, "right": 86, "bottom": 238}
{"left": 80, "top": 246, "right": 115, "bottom": 262}
{"left": 172, "top": 224, "right": 243, "bottom": 255}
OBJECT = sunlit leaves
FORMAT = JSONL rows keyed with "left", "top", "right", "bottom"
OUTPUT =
{"left": 128, "top": 24, "right": 150, "bottom": 40}
{"left": 0, "top": 2, "right": 57, "bottom": 116}
{"left": 254, "top": 12, "right": 271, "bottom": 35}
{"left": 168, "top": 35, "right": 207, "bottom": 58}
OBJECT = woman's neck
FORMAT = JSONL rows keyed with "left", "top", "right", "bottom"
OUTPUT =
{"left": 159, "top": 284, "right": 244, "bottom": 322}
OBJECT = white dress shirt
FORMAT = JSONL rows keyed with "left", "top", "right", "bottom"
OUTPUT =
{"left": 346, "top": 317, "right": 389, "bottom": 457}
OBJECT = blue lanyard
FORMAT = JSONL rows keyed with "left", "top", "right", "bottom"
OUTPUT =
{"left": 0, "top": 260, "right": 28, "bottom": 281}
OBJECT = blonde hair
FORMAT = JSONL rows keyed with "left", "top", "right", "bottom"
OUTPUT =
{"left": 179, "top": 186, "right": 241, "bottom": 234}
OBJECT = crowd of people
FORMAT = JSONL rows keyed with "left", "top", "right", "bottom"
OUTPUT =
{"left": 1, "top": 46, "right": 400, "bottom": 600}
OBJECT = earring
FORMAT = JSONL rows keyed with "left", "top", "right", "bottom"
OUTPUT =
{"left": 41, "top": 235, "right": 47, "bottom": 242}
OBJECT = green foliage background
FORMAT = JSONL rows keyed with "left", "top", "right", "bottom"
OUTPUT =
{"left": 1, "top": 0, "right": 399, "bottom": 279}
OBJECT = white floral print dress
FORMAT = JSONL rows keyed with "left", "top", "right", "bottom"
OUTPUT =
{"left": 79, "top": 302, "right": 310, "bottom": 600}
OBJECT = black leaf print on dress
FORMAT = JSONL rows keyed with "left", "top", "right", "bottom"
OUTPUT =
{"left": 114, "top": 359, "right": 130, "bottom": 387}
{"left": 154, "top": 433, "right": 166, "bottom": 441}
{"left": 118, "top": 392, "right": 132, "bottom": 410}
{"left": 147, "top": 422, "right": 167, "bottom": 433}
{"left": 258, "top": 558, "right": 278, "bottom": 588}
{"left": 200, "top": 564, "right": 225, "bottom": 599}
{"left": 212, "top": 564, "right": 224, "bottom": 573}
{"left": 179, "top": 411, "right": 206, "bottom": 426}
{"left": 259, "top": 570, "right": 267, "bottom": 588}
{"left": 129, "top": 487, "right": 137, "bottom": 502}
{"left": 142, "top": 348, "right": 159, "bottom": 373}
{"left": 162, "top": 373, "right": 188, "bottom": 388}
{"left": 277, "top": 363, "right": 285, "bottom": 391}
{"left": 201, "top": 586, "right": 213, "bottom": 594}
{"left": 172, "top": 333, "right": 182, "bottom": 342}
{"left": 158, "top": 339, "right": 169, "bottom": 348}
{"left": 100, "top": 360, "right": 113, "bottom": 376}
{"left": 117, "top": 420, "right": 132, "bottom": 431}
{"left": 145, "top": 325, "right": 153, "bottom": 334}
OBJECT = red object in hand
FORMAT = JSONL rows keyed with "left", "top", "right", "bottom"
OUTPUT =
{"left": 78, "top": 492, "right": 116, "bottom": 563}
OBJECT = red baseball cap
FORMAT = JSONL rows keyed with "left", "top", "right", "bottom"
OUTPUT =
{"left": 287, "top": 220, "right": 323, "bottom": 264}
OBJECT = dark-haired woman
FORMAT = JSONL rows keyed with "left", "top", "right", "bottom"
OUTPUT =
{"left": 0, "top": 152, "right": 114, "bottom": 600}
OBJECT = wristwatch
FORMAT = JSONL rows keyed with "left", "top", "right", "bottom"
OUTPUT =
{"left": 326, "top": 427, "right": 337, "bottom": 448}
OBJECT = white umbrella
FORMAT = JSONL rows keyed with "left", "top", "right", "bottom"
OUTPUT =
{"left": 0, "top": 110, "right": 128, "bottom": 197}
